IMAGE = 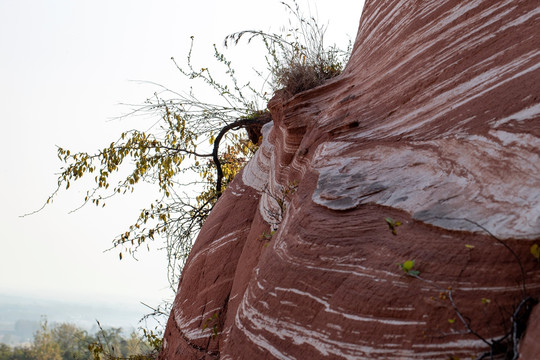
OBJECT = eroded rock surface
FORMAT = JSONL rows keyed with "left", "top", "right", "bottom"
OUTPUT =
{"left": 160, "top": 1, "right": 540, "bottom": 359}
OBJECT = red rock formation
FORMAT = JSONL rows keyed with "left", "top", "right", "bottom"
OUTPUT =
{"left": 160, "top": 1, "right": 540, "bottom": 359}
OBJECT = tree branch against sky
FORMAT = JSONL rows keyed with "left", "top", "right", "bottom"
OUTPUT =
{"left": 0, "top": 0, "right": 364, "bottom": 328}
{"left": 28, "top": 1, "right": 355, "bottom": 302}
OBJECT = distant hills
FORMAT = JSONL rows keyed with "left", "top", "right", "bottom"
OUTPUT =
{"left": 0, "top": 293, "right": 149, "bottom": 345}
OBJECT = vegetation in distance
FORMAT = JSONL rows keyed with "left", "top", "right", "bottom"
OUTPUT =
{"left": 0, "top": 318, "right": 160, "bottom": 360}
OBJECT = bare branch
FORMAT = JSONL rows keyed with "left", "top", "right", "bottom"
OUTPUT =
{"left": 212, "top": 115, "right": 271, "bottom": 197}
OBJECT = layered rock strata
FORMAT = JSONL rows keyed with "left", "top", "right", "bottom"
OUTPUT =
{"left": 160, "top": 0, "right": 540, "bottom": 359}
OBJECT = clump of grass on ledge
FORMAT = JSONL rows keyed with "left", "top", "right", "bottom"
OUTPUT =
{"left": 225, "top": 0, "right": 350, "bottom": 97}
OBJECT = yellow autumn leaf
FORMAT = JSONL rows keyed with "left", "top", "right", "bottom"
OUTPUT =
{"left": 530, "top": 244, "right": 540, "bottom": 259}
{"left": 403, "top": 260, "right": 414, "bottom": 271}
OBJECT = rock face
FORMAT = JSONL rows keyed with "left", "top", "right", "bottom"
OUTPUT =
{"left": 160, "top": 1, "right": 540, "bottom": 359}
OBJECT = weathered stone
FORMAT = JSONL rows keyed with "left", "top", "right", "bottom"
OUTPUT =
{"left": 160, "top": 1, "right": 540, "bottom": 358}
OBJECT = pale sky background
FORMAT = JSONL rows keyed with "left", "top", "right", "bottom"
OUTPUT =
{"left": 0, "top": 0, "right": 365, "bottom": 326}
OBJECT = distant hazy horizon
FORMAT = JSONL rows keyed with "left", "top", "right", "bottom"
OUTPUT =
{"left": 0, "top": 291, "right": 153, "bottom": 327}
{"left": 0, "top": 291, "right": 160, "bottom": 345}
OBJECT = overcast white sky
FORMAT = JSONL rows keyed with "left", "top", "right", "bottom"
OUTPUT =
{"left": 0, "top": 0, "right": 364, "bottom": 323}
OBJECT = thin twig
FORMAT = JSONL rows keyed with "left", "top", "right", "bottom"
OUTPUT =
{"left": 435, "top": 216, "right": 527, "bottom": 297}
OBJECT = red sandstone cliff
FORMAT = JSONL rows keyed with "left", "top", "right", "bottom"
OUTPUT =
{"left": 160, "top": 1, "right": 540, "bottom": 359}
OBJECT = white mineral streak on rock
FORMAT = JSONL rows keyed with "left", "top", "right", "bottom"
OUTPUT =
{"left": 412, "top": 339, "right": 488, "bottom": 350}
{"left": 274, "top": 287, "right": 426, "bottom": 326}
{"left": 234, "top": 287, "right": 294, "bottom": 360}
{"left": 186, "top": 230, "right": 242, "bottom": 265}
{"left": 459, "top": 282, "right": 540, "bottom": 292}
{"left": 235, "top": 283, "right": 438, "bottom": 360}
{"left": 385, "top": 306, "right": 415, "bottom": 311}
{"left": 344, "top": 3, "right": 540, "bottom": 138}
{"left": 173, "top": 298, "right": 233, "bottom": 342}
{"left": 312, "top": 135, "right": 540, "bottom": 238}
{"left": 172, "top": 309, "right": 203, "bottom": 337}
{"left": 351, "top": 50, "right": 540, "bottom": 141}
{"left": 271, "top": 204, "right": 399, "bottom": 280}
{"left": 492, "top": 102, "right": 540, "bottom": 127}
{"left": 500, "top": 6, "right": 540, "bottom": 30}
{"left": 242, "top": 122, "right": 273, "bottom": 192}
{"left": 489, "top": 129, "right": 540, "bottom": 148}
{"left": 229, "top": 184, "right": 245, "bottom": 197}
{"left": 172, "top": 229, "right": 242, "bottom": 337}
{"left": 443, "top": 51, "right": 540, "bottom": 111}
{"left": 241, "top": 122, "right": 287, "bottom": 228}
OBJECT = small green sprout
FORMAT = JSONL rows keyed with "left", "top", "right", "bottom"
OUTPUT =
{"left": 398, "top": 259, "right": 420, "bottom": 276}
{"left": 259, "top": 230, "right": 276, "bottom": 247}
{"left": 385, "top": 217, "right": 402, "bottom": 235}
{"left": 259, "top": 230, "right": 276, "bottom": 241}
{"left": 202, "top": 313, "right": 219, "bottom": 339}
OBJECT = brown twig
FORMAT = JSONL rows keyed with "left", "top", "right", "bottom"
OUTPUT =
{"left": 212, "top": 116, "right": 271, "bottom": 197}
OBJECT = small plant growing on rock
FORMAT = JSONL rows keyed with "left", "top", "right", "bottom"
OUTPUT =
{"left": 259, "top": 180, "right": 299, "bottom": 248}
{"left": 385, "top": 217, "right": 402, "bottom": 235}
{"left": 398, "top": 259, "right": 420, "bottom": 276}
{"left": 202, "top": 313, "right": 219, "bottom": 339}
{"left": 259, "top": 230, "right": 276, "bottom": 246}
{"left": 264, "top": 180, "right": 299, "bottom": 229}
{"left": 225, "top": 0, "right": 350, "bottom": 97}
